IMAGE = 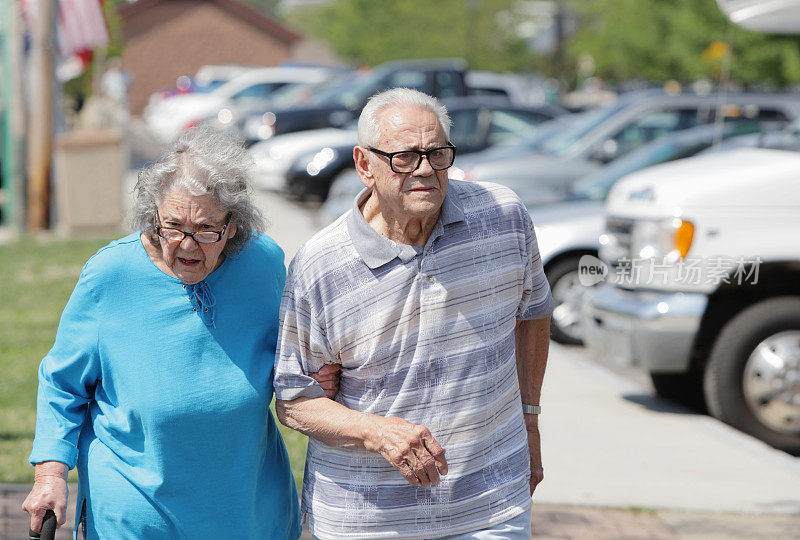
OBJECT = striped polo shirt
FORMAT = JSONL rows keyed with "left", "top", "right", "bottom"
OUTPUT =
{"left": 274, "top": 180, "right": 554, "bottom": 539}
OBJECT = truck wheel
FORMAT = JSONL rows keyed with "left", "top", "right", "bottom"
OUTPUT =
{"left": 704, "top": 297, "right": 800, "bottom": 455}
{"left": 650, "top": 371, "right": 706, "bottom": 411}
{"left": 545, "top": 256, "right": 591, "bottom": 346}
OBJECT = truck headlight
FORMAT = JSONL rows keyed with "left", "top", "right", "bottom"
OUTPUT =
{"left": 631, "top": 218, "right": 694, "bottom": 262}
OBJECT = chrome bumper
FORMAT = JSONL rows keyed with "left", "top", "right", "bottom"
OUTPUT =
{"left": 583, "top": 284, "right": 708, "bottom": 372}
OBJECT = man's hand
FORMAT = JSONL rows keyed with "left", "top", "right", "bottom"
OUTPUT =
{"left": 310, "top": 364, "right": 341, "bottom": 399}
{"left": 363, "top": 416, "right": 448, "bottom": 489}
{"left": 22, "top": 461, "right": 69, "bottom": 533}
{"left": 524, "top": 414, "right": 544, "bottom": 495}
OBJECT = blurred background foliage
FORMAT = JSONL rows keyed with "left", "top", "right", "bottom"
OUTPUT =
{"left": 285, "top": 0, "right": 537, "bottom": 72}
{"left": 566, "top": 0, "right": 800, "bottom": 87}
{"left": 281, "top": 0, "right": 800, "bottom": 88}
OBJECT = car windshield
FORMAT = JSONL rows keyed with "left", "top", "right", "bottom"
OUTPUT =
{"left": 516, "top": 113, "right": 585, "bottom": 151}
{"left": 192, "top": 79, "right": 227, "bottom": 93}
{"left": 570, "top": 141, "right": 682, "bottom": 201}
{"left": 567, "top": 120, "right": 762, "bottom": 201}
{"left": 539, "top": 104, "right": 623, "bottom": 156}
{"left": 269, "top": 81, "right": 328, "bottom": 109}
{"left": 306, "top": 72, "right": 383, "bottom": 108}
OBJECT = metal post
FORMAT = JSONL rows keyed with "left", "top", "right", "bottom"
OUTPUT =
{"left": 27, "top": 0, "right": 56, "bottom": 230}
{"left": 713, "top": 23, "right": 734, "bottom": 149}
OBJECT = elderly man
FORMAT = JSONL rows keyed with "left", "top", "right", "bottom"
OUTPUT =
{"left": 274, "top": 88, "right": 553, "bottom": 539}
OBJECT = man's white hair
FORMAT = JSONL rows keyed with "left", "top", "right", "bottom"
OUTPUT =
{"left": 357, "top": 88, "right": 452, "bottom": 148}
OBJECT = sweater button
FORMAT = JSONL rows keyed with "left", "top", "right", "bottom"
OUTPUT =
{"left": 193, "top": 308, "right": 197, "bottom": 312}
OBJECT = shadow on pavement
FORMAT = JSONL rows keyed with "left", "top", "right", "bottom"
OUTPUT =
{"left": 621, "top": 393, "right": 704, "bottom": 416}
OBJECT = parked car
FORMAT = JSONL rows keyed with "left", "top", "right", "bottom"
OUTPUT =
{"left": 240, "top": 58, "right": 470, "bottom": 144}
{"left": 453, "top": 90, "right": 800, "bottom": 193}
{"left": 531, "top": 120, "right": 764, "bottom": 345}
{"left": 249, "top": 125, "right": 357, "bottom": 191}
{"left": 144, "top": 66, "right": 338, "bottom": 143}
{"left": 282, "top": 97, "right": 566, "bottom": 201}
{"left": 465, "top": 70, "right": 550, "bottom": 105}
{"left": 191, "top": 64, "right": 257, "bottom": 93}
{"left": 145, "top": 64, "right": 255, "bottom": 108}
{"left": 583, "top": 146, "right": 800, "bottom": 454}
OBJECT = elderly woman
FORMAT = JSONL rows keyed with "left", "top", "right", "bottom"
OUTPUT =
{"left": 22, "top": 128, "right": 338, "bottom": 539}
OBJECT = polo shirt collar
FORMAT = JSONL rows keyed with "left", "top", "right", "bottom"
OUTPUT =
{"left": 347, "top": 184, "right": 465, "bottom": 269}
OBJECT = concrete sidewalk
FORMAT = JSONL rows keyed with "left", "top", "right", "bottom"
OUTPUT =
{"left": 535, "top": 344, "right": 800, "bottom": 515}
{"left": 6, "top": 484, "right": 800, "bottom": 540}
{"left": 4, "top": 482, "right": 797, "bottom": 540}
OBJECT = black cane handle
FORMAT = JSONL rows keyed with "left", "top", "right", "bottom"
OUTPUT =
{"left": 28, "top": 509, "right": 57, "bottom": 540}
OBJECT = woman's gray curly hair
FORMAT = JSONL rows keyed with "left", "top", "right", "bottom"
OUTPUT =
{"left": 131, "top": 126, "right": 265, "bottom": 257}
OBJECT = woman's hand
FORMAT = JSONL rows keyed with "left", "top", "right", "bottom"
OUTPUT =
{"left": 310, "top": 364, "right": 341, "bottom": 399}
{"left": 22, "top": 461, "right": 69, "bottom": 533}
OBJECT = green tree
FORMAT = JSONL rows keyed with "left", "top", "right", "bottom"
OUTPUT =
{"left": 566, "top": 0, "right": 800, "bottom": 87}
{"left": 286, "top": 0, "right": 537, "bottom": 71}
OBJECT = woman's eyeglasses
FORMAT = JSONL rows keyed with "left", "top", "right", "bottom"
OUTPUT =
{"left": 155, "top": 213, "right": 231, "bottom": 244}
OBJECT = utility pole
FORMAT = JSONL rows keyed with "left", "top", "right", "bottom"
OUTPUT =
{"left": 554, "top": 0, "right": 565, "bottom": 86}
{"left": 27, "top": 0, "right": 56, "bottom": 230}
{"left": 1, "top": 0, "right": 25, "bottom": 230}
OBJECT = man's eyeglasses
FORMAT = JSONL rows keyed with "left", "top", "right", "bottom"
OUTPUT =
{"left": 155, "top": 213, "right": 232, "bottom": 244}
{"left": 367, "top": 145, "right": 456, "bottom": 174}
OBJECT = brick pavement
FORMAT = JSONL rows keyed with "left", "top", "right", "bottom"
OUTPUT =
{"left": 4, "top": 483, "right": 800, "bottom": 539}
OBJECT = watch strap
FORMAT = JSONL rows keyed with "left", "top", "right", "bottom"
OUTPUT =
{"left": 522, "top": 403, "right": 541, "bottom": 415}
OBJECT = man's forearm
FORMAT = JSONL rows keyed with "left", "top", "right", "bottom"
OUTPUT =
{"left": 515, "top": 316, "right": 551, "bottom": 406}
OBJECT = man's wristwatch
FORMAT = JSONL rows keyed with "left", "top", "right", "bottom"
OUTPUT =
{"left": 522, "top": 404, "right": 541, "bottom": 415}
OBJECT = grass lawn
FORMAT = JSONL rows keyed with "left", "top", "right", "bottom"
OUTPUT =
{"left": 0, "top": 234, "right": 308, "bottom": 489}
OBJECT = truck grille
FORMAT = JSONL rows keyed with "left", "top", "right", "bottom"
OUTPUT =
{"left": 602, "top": 216, "right": 634, "bottom": 268}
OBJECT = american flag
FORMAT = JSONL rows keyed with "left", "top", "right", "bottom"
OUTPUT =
{"left": 21, "top": 0, "right": 109, "bottom": 56}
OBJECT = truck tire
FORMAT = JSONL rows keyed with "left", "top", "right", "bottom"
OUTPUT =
{"left": 545, "top": 256, "right": 589, "bottom": 346}
{"left": 704, "top": 297, "right": 800, "bottom": 455}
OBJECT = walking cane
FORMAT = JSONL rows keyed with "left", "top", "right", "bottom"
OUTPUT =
{"left": 28, "top": 509, "right": 57, "bottom": 540}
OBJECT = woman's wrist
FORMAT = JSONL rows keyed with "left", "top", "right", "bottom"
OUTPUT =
{"left": 34, "top": 461, "right": 68, "bottom": 481}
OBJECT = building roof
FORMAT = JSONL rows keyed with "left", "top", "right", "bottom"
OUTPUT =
{"left": 118, "top": 0, "right": 302, "bottom": 43}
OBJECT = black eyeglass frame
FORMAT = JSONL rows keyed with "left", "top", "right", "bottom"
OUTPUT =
{"left": 366, "top": 144, "right": 457, "bottom": 173}
{"left": 155, "top": 213, "right": 232, "bottom": 244}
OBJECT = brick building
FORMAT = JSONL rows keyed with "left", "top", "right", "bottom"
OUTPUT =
{"left": 119, "top": 0, "right": 308, "bottom": 115}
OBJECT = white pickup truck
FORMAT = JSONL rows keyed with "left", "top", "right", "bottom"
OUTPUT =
{"left": 583, "top": 147, "right": 800, "bottom": 454}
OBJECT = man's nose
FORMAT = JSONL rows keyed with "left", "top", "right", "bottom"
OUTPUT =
{"left": 413, "top": 155, "right": 435, "bottom": 176}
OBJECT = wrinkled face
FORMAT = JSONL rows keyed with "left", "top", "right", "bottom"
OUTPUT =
{"left": 364, "top": 105, "right": 450, "bottom": 219}
{"left": 155, "top": 189, "right": 236, "bottom": 284}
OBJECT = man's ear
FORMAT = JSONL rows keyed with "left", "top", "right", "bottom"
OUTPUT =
{"left": 353, "top": 146, "right": 374, "bottom": 188}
